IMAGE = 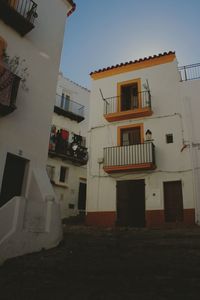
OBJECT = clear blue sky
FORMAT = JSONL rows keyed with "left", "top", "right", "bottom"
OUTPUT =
{"left": 60, "top": 0, "right": 200, "bottom": 89}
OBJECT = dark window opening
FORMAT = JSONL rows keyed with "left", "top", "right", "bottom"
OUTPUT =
{"left": 166, "top": 134, "right": 173, "bottom": 144}
{"left": 59, "top": 166, "right": 68, "bottom": 183}
{"left": 121, "top": 83, "right": 139, "bottom": 111}
{"left": 69, "top": 203, "right": 75, "bottom": 209}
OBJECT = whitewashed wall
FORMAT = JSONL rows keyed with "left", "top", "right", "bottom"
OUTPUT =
{"left": 0, "top": 0, "right": 73, "bottom": 262}
{"left": 87, "top": 58, "right": 195, "bottom": 216}
{"left": 180, "top": 79, "right": 200, "bottom": 223}
{"left": 47, "top": 75, "right": 90, "bottom": 219}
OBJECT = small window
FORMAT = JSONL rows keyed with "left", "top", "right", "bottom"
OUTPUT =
{"left": 69, "top": 203, "right": 75, "bottom": 209}
{"left": 59, "top": 166, "right": 69, "bottom": 183}
{"left": 166, "top": 134, "right": 173, "bottom": 144}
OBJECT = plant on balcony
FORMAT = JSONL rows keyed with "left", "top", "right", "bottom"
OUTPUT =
{"left": 2, "top": 50, "right": 29, "bottom": 91}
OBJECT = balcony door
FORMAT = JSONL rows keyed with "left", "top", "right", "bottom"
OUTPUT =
{"left": 121, "top": 126, "right": 141, "bottom": 146}
{"left": 121, "top": 82, "right": 139, "bottom": 111}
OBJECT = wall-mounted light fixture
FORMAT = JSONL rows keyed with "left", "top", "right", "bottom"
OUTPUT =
{"left": 145, "top": 129, "right": 152, "bottom": 141}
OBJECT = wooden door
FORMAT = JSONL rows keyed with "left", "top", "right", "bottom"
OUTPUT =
{"left": 164, "top": 181, "right": 183, "bottom": 222}
{"left": 117, "top": 179, "right": 145, "bottom": 227}
{"left": 78, "top": 182, "right": 87, "bottom": 214}
{"left": 0, "top": 153, "right": 27, "bottom": 207}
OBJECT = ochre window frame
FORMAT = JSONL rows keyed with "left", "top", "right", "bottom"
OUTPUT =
{"left": 117, "top": 123, "right": 144, "bottom": 146}
{"left": 117, "top": 78, "right": 141, "bottom": 112}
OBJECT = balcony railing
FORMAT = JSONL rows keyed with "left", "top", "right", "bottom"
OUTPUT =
{"left": 54, "top": 94, "right": 85, "bottom": 123}
{"left": 0, "top": 65, "right": 21, "bottom": 116}
{"left": 179, "top": 63, "right": 200, "bottom": 81}
{"left": 49, "top": 129, "right": 88, "bottom": 166}
{"left": 103, "top": 91, "right": 152, "bottom": 122}
{"left": 103, "top": 142, "right": 156, "bottom": 173}
{"left": 0, "top": 0, "right": 38, "bottom": 36}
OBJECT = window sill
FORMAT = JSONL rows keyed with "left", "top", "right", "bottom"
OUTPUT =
{"left": 52, "top": 181, "right": 69, "bottom": 188}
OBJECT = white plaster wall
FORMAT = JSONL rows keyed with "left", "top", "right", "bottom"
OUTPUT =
{"left": 0, "top": 0, "right": 73, "bottom": 262}
{"left": 87, "top": 58, "right": 195, "bottom": 215}
{"left": 89, "top": 60, "right": 181, "bottom": 129}
{"left": 0, "top": 0, "right": 71, "bottom": 186}
{"left": 87, "top": 170, "right": 194, "bottom": 213}
{"left": 47, "top": 75, "right": 90, "bottom": 218}
{"left": 180, "top": 79, "right": 200, "bottom": 222}
{"left": 48, "top": 157, "right": 87, "bottom": 218}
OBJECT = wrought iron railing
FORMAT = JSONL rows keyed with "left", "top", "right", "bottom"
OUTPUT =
{"left": 103, "top": 142, "right": 155, "bottom": 168}
{"left": 179, "top": 63, "right": 200, "bottom": 81}
{"left": 104, "top": 90, "right": 151, "bottom": 115}
{"left": 0, "top": 0, "right": 38, "bottom": 35}
{"left": 6, "top": 0, "right": 37, "bottom": 23}
{"left": 0, "top": 65, "right": 21, "bottom": 116}
{"left": 49, "top": 129, "right": 88, "bottom": 165}
{"left": 55, "top": 94, "right": 84, "bottom": 118}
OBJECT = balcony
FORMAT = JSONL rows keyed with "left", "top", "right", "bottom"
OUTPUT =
{"left": 0, "top": 0, "right": 38, "bottom": 36}
{"left": 179, "top": 63, "right": 200, "bottom": 81}
{"left": 103, "top": 142, "right": 156, "bottom": 173}
{"left": 104, "top": 91, "right": 152, "bottom": 122}
{"left": 0, "top": 65, "right": 21, "bottom": 116}
{"left": 54, "top": 94, "right": 85, "bottom": 123}
{"left": 48, "top": 129, "right": 88, "bottom": 166}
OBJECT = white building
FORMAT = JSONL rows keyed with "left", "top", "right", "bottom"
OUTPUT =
{"left": 0, "top": 0, "right": 76, "bottom": 262}
{"left": 86, "top": 51, "right": 200, "bottom": 228}
{"left": 47, "top": 74, "right": 90, "bottom": 219}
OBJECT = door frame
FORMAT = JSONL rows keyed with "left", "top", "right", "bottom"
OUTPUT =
{"left": 163, "top": 180, "right": 184, "bottom": 222}
{"left": 116, "top": 179, "right": 146, "bottom": 227}
{"left": 0, "top": 152, "right": 29, "bottom": 202}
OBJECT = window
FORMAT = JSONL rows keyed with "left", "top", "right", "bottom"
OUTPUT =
{"left": 166, "top": 134, "right": 173, "bottom": 144}
{"left": 69, "top": 203, "right": 75, "bottom": 209}
{"left": 118, "top": 124, "right": 144, "bottom": 146}
{"left": 121, "top": 127, "right": 141, "bottom": 145}
{"left": 121, "top": 83, "right": 139, "bottom": 111}
{"left": 59, "top": 166, "right": 69, "bottom": 183}
{"left": 117, "top": 79, "right": 141, "bottom": 112}
{"left": 61, "top": 93, "right": 70, "bottom": 111}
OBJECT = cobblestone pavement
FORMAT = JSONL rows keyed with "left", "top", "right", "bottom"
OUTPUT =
{"left": 1, "top": 226, "right": 200, "bottom": 300}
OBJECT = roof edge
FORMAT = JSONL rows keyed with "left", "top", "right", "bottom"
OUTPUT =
{"left": 66, "top": 0, "right": 76, "bottom": 17}
{"left": 90, "top": 51, "right": 176, "bottom": 80}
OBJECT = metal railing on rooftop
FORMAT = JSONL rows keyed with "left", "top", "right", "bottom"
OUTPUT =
{"left": 179, "top": 63, "right": 200, "bottom": 81}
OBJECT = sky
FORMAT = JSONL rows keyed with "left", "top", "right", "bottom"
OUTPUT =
{"left": 60, "top": 0, "right": 200, "bottom": 89}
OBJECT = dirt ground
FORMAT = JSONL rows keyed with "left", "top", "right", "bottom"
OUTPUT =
{"left": 1, "top": 226, "right": 200, "bottom": 300}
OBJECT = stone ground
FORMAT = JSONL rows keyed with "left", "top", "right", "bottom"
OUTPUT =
{"left": 1, "top": 225, "right": 200, "bottom": 300}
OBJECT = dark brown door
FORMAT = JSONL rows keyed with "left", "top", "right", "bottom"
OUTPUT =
{"left": 164, "top": 181, "right": 183, "bottom": 222}
{"left": 117, "top": 179, "right": 145, "bottom": 227}
{"left": 78, "top": 182, "right": 87, "bottom": 214}
{"left": 0, "top": 153, "right": 28, "bottom": 207}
